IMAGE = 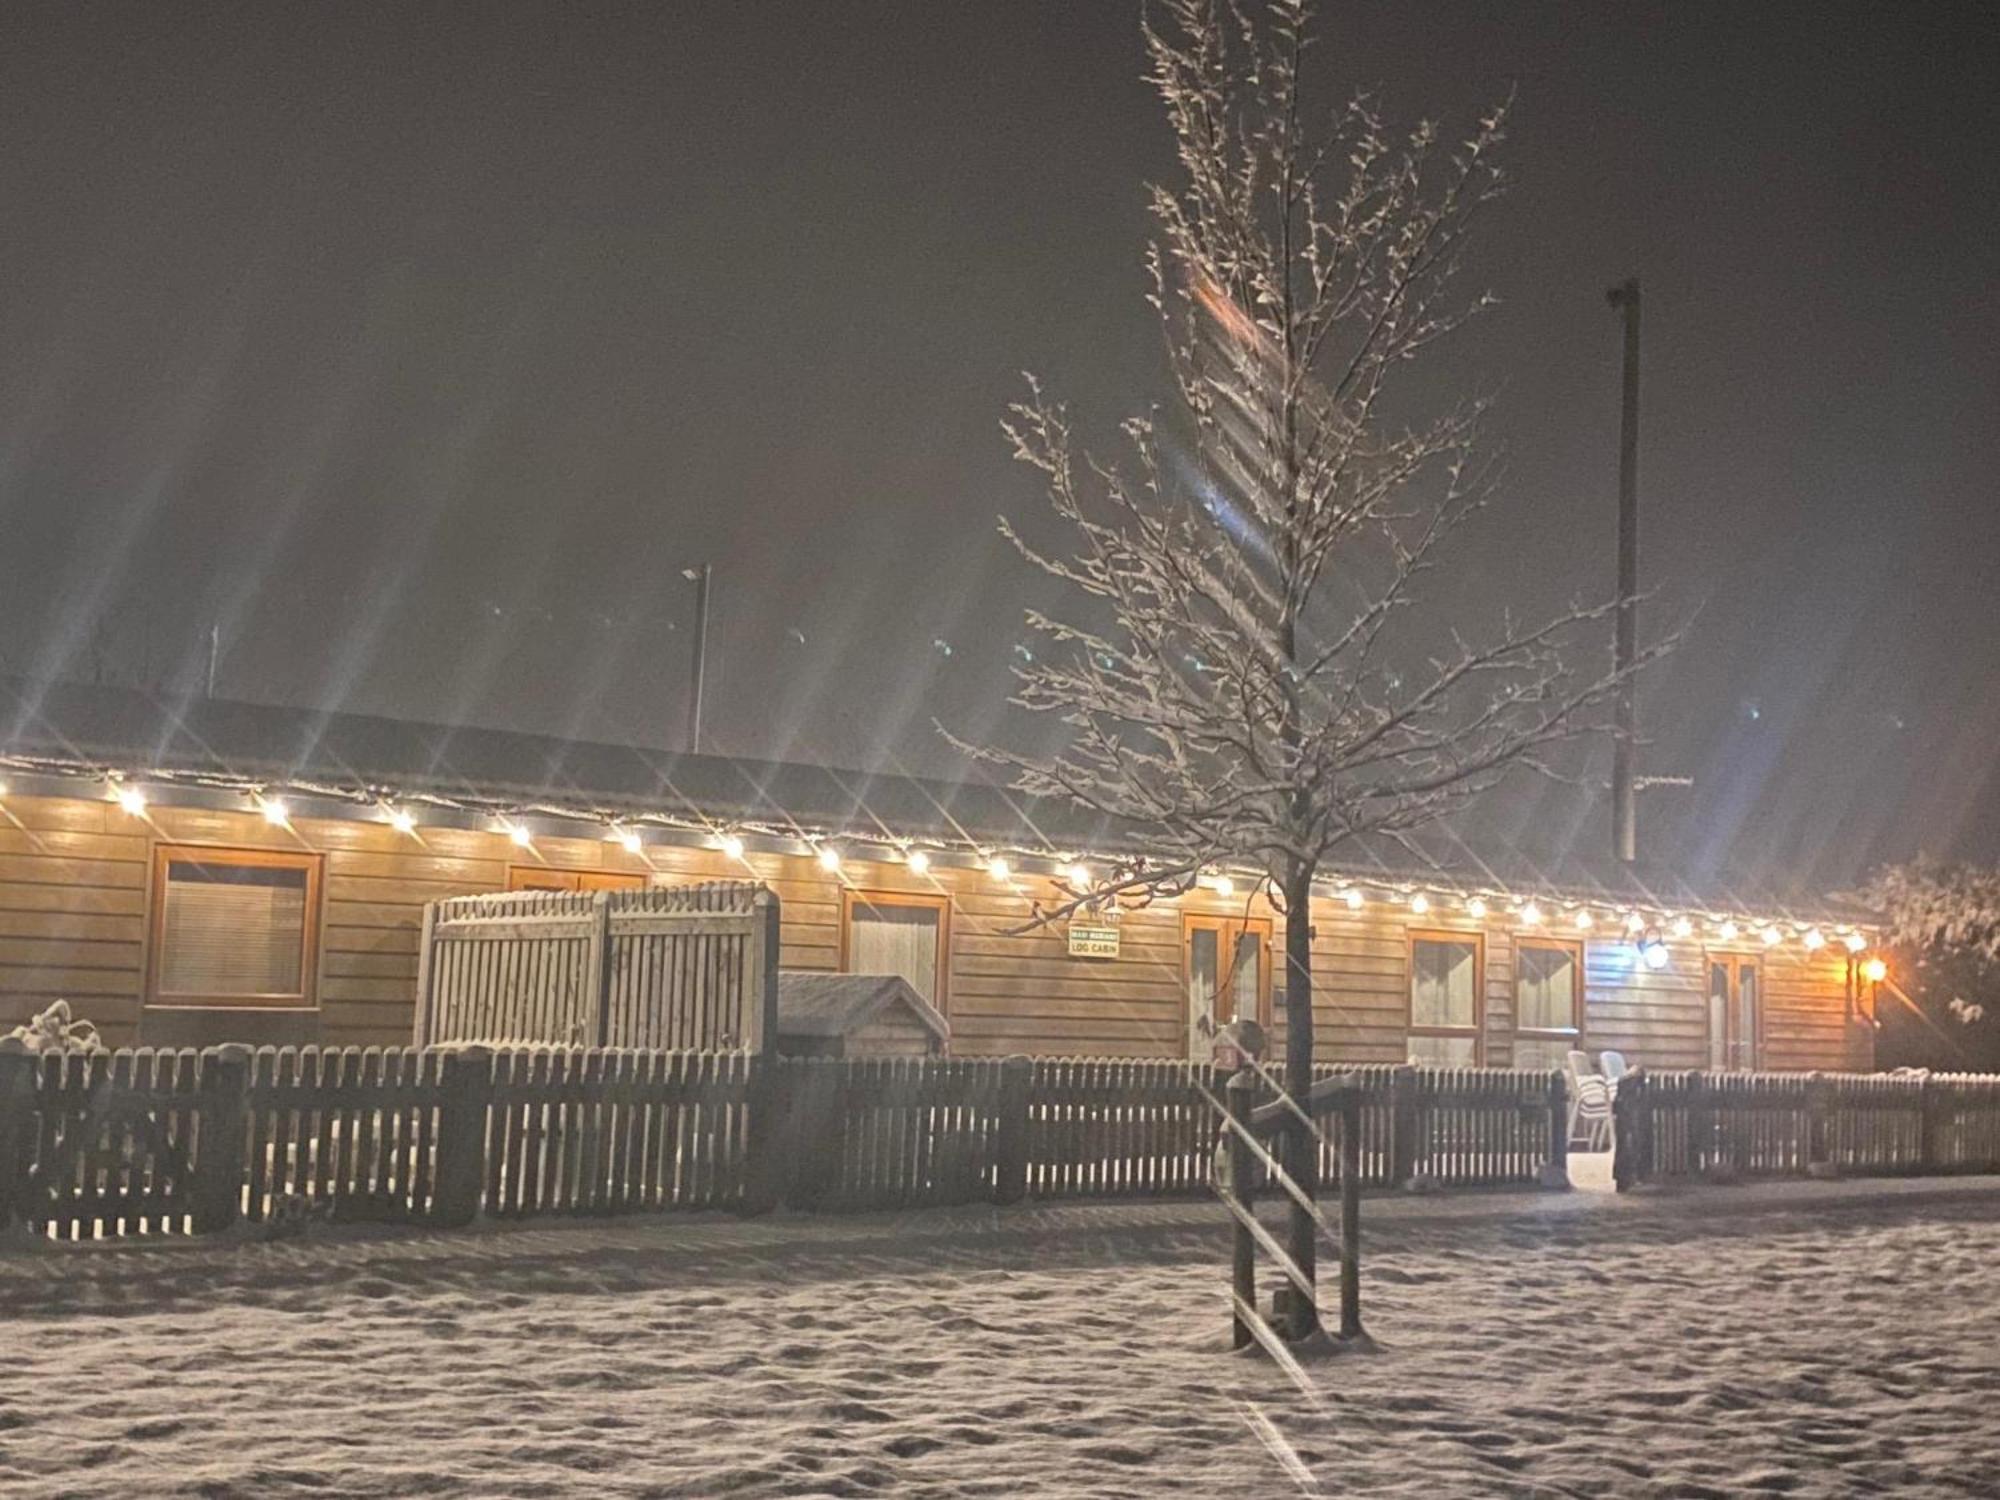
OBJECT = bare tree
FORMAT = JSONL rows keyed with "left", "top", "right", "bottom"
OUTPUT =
{"left": 958, "top": 0, "right": 1663, "bottom": 1341}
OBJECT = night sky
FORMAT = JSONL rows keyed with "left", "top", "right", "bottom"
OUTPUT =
{"left": 2, "top": 1, "right": 1995, "bottom": 892}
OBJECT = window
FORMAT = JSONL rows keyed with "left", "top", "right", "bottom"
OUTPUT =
{"left": 507, "top": 867, "right": 648, "bottom": 893}
{"left": 1409, "top": 932, "right": 1482, "bottom": 1066}
{"left": 1513, "top": 939, "right": 1583, "bottom": 1072}
{"left": 150, "top": 847, "right": 322, "bottom": 1008}
{"left": 843, "top": 891, "right": 948, "bottom": 1010}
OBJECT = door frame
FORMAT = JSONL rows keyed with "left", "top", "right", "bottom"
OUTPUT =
{"left": 1182, "top": 913, "right": 1273, "bottom": 1058}
{"left": 1703, "top": 951, "right": 1764, "bottom": 1071}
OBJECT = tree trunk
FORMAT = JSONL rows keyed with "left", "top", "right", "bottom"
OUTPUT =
{"left": 1282, "top": 858, "right": 1319, "bottom": 1340}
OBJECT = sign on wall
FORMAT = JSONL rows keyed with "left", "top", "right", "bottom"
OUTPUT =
{"left": 1068, "top": 921, "right": 1122, "bottom": 960}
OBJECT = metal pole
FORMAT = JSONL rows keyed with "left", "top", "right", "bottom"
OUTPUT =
{"left": 205, "top": 624, "right": 220, "bottom": 699}
{"left": 684, "top": 563, "right": 710, "bottom": 754}
{"left": 1607, "top": 278, "right": 1641, "bottom": 864}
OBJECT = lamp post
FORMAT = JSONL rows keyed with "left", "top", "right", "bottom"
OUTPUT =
{"left": 681, "top": 564, "right": 711, "bottom": 754}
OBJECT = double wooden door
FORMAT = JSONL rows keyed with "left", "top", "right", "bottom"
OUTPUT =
{"left": 1706, "top": 955, "right": 1763, "bottom": 1070}
{"left": 1185, "top": 914, "right": 1271, "bottom": 1058}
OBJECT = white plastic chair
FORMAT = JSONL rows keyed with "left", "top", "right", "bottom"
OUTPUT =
{"left": 1598, "top": 1049, "right": 1630, "bottom": 1083}
{"left": 1565, "top": 1050, "right": 1612, "bottom": 1151}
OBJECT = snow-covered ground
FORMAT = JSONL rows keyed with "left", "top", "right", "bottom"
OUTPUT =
{"left": 3, "top": 1181, "right": 1997, "bottom": 1498}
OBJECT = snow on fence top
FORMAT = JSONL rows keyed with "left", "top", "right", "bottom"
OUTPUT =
{"left": 414, "top": 880, "right": 781, "bottom": 1054}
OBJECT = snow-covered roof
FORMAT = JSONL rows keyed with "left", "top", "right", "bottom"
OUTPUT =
{"left": 775, "top": 973, "right": 950, "bottom": 1044}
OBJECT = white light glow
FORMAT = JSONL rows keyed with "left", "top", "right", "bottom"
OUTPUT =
{"left": 1672, "top": 916, "right": 1693, "bottom": 939}
{"left": 1761, "top": 925, "right": 1783, "bottom": 946}
{"left": 260, "top": 797, "right": 289, "bottom": 826}
{"left": 1623, "top": 911, "right": 1646, "bottom": 935}
{"left": 1574, "top": 908, "right": 1594, "bottom": 931}
{"left": 1642, "top": 937, "right": 1670, "bottom": 970}
{"left": 987, "top": 856, "right": 1012, "bottom": 882}
{"left": 114, "top": 786, "right": 147, "bottom": 817}
{"left": 1520, "top": 902, "right": 1542, "bottom": 926}
{"left": 1466, "top": 898, "right": 1487, "bottom": 919}
{"left": 1718, "top": 920, "right": 1740, "bottom": 942}
{"left": 614, "top": 827, "right": 643, "bottom": 854}
{"left": 1408, "top": 892, "right": 1429, "bottom": 914}
{"left": 1343, "top": 888, "right": 1364, "bottom": 910}
{"left": 1862, "top": 956, "right": 1888, "bottom": 984}
{"left": 388, "top": 807, "right": 417, "bottom": 835}
{"left": 906, "top": 849, "right": 931, "bottom": 876}
{"left": 719, "top": 833, "right": 746, "bottom": 861}
{"left": 817, "top": 845, "right": 842, "bottom": 873}
{"left": 1843, "top": 931, "right": 1867, "bottom": 953}
{"left": 508, "top": 823, "right": 533, "bottom": 848}
{"left": 1066, "top": 862, "right": 1090, "bottom": 887}
{"left": 1803, "top": 928, "right": 1826, "bottom": 951}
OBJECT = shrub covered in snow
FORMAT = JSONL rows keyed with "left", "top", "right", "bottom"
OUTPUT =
{"left": 0, "top": 998, "right": 103, "bottom": 1054}
{"left": 1865, "top": 859, "right": 2000, "bottom": 1069}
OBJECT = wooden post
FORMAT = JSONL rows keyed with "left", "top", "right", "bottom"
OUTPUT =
{"left": 739, "top": 1051, "right": 780, "bottom": 1216}
{"left": 1611, "top": 1072, "right": 1643, "bottom": 1191}
{"left": 1539, "top": 1070, "right": 1571, "bottom": 1188}
{"left": 413, "top": 901, "right": 440, "bottom": 1047}
{"left": 0, "top": 1044, "right": 35, "bottom": 1236}
{"left": 992, "top": 1056, "right": 1032, "bottom": 1205}
{"left": 1389, "top": 1064, "right": 1420, "bottom": 1189}
{"left": 1336, "top": 1090, "right": 1363, "bottom": 1341}
{"left": 589, "top": 891, "right": 615, "bottom": 1048}
{"left": 1916, "top": 1077, "right": 1938, "bottom": 1173}
{"left": 1226, "top": 1067, "right": 1257, "bottom": 1350}
{"left": 191, "top": 1044, "right": 250, "bottom": 1235}
{"left": 1806, "top": 1073, "right": 1837, "bottom": 1179}
{"left": 432, "top": 1046, "right": 493, "bottom": 1228}
{"left": 749, "top": 887, "right": 782, "bottom": 1057}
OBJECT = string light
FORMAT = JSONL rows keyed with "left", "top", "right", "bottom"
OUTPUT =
{"left": 114, "top": 785, "right": 147, "bottom": 817}
{"left": 612, "top": 826, "right": 643, "bottom": 855}
{"left": 1466, "top": 897, "right": 1487, "bottom": 919}
{"left": 1760, "top": 925, "right": 1783, "bottom": 946}
{"left": 1519, "top": 902, "right": 1542, "bottom": 926}
{"left": 906, "top": 848, "right": 931, "bottom": 876}
{"left": 1623, "top": 911, "right": 1646, "bottom": 935}
{"left": 817, "top": 845, "right": 842, "bottom": 873}
{"left": 1843, "top": 931, "right": 1867, "bottom": 953}
{"left": 387, "top": 806, "right": 417, "bottom": 835}
{"left": 1210, "top": 873, "right": 1237, "bottom": 898}
{"left": 508, "top": 823, "right": 533, "bottom": 848}
{"left": 718, "top": 832, "right": 746, "bottom": 861}
{"left": 1802, "top": 928, "right": 1826, "bottom": 952}
{"left": 1066, "top": 862, "right": 1091, "bottom": 887}
{"left": 987, "top": 856, "right": 1012, "bottom": 883}
{"left": 1408, "top": 892, "right": 1430, "bottom": 914}
{"left": 1717, "top": 920, "right": 1740, "bottom": 942}
{"left": 259, "top": 796, "right": 289, "bottom": 826}
{"left": 1342, "top": 887, "right": 1364, "bottom": 910}
{"left": 1671, "top": 916, "right": 1693, "bottom": 940}
{"left": 1573, "top": 908, "right": 1594, "bottom": 931}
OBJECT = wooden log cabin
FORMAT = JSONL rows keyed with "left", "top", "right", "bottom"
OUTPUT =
{"left": 0, "top": 679, "right": 1881, "bottom": 1071}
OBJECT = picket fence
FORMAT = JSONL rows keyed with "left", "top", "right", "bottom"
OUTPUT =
{"left": 1613, "top": 1070, "right": 2000, "bottom": 1188}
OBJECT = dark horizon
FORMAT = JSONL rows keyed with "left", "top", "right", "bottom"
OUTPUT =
{"left": 3, "top": 0, "right": 1995, "bottom": 893}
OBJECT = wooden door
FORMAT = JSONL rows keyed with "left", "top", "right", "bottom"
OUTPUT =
{"left": 1184, "top": 914, "right": 1271, "bottom": 1058}
{"left": 1705, "top": 955, "right": 1763, "bottom": 1071}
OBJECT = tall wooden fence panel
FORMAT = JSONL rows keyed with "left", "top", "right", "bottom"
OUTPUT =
{"left": 417, "top": 882, "right": 780, "bottom": 1053}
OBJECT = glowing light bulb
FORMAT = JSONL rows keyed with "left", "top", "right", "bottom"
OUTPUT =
{"left": 1843, "top": 931, "right": 1867, "bottom": 953}
{"left": 1466, "top": 898, "right": 1487, "bottom": 919}
{"left": 987, "top": 856, "right": 1012, "bottom": 882}
{"left": 817, "top": 845, "right": 842, "bottom": 873}
{"left": 906, "top": 849, "right": 931, "bottom": 876}
{"left": 719, "top": 833, "right": 746, "bottom": 861}
{"left": 388, "top": 807, "right": 417, "bottom": 835}
{"left": 509, "top": 823, "right": 533, "bottom": 848}
{"left": 1642, "top": 935, "right": 1670, "bottom": 970}
{"left": 1520, "top": 902, "right": 1542, "bottom": 926}
{"left": 1066, "top": 862, "right": 1090, "bottom": 887}
{"left": 259, "top": 796, "right": 289, "bottom": 826}
{"left": 1406, "top": 892, "right": 1429, "bottom": 914}
{"left": 1760, "top": 925, "right": 1782, "bottom": 946}
{"left": 1623, "top": 911, "right": 1645, "bottom": 935}
{"left": 614, "top": 827, "right": 643, "bottom": 855}
{"left": 1672, "top": 916, "right": 1693, "bottom": 940}
{"left": 1717, "top": 920, "right": 1740, "bottom": 942}
{"left": 1862, "top": 956, "right": 1887, "bottom": 985}
{"left": 115, "top": 785, "right": 147, "bottom": 817}
{"left": 1343, "top": 887, "right": 1364, "bottom": 910}
{"left": 1211, "top": 874, "right": 1237, "bottom": 898}
{"left": 1803, "top": 928, "right": 1826, "bottom": 952}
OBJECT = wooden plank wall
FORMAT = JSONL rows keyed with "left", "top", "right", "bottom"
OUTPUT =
{"left": 0, "top": 791, "right": 1867, "bottom": 1070}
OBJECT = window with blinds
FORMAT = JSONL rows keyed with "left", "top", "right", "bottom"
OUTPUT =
{"left": 843, "top": 893, "right": 947, "bottom": 1009}
{"left": 151, "top": 849, "right": 321, "bottom": 1006}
